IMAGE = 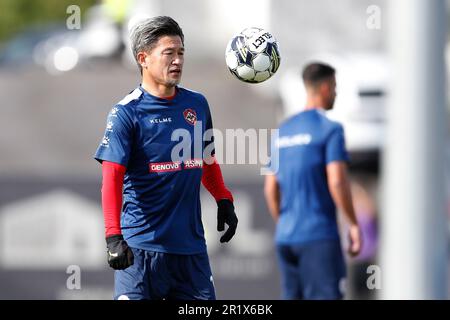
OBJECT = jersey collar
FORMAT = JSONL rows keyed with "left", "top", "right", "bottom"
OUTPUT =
{"left": 138, "top": 85, "right": 180, "bottom": 104}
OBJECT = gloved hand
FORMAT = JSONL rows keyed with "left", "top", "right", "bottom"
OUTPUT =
{"left": 217, "top": 199, "right": 238, "bottom": 243}
{"left": 106, "top": 235, "right": 134, "bottom": 270}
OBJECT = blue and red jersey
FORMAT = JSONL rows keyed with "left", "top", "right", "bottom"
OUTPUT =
{"left": 95, "top": 86, "right": 214, "bottom": 254}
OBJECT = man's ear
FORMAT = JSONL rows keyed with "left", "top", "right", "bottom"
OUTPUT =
{"left": 319, "top": 81, "right": 329, "bottom": 95}
{"left": 137, "top": 52, "right": 147, "bottom": 68}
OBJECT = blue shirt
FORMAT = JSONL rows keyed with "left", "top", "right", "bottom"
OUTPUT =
{"left": 271, "top": 109, "right": 349, "bottom": 245}
{"left": 94, "top": 86, "right": 214, "bottom": 254}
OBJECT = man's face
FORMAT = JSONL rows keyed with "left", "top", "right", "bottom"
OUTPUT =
{"left": 141, "top": 35, "right": 184, "bottom": 88}
{"left": 322, "top": 76, "right": 337, "bottom": 110}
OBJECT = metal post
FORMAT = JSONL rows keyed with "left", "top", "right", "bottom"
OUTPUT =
{"left": 381, "top": 0, "right": 448, "bottom": 299}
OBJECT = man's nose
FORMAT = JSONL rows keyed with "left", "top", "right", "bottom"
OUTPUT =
{"left": 173, "top": 55, "right": 183, "bottom": 65}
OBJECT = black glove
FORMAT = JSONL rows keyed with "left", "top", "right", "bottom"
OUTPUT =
{"left": 217, "top": 199, "right": 238, "bottom": 243}
{"left": 106, "top": 235, "right": 134, "bottom": 270}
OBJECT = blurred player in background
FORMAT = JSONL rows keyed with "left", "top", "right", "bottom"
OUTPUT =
{"left": 94, "top": 16, "right": 238, "bottom": 300}
{"left": 264, "top": 62, "right": 362, "bottom": 300}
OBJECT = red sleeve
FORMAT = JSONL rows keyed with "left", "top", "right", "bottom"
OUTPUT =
{"left": 101, "top": 161, "right": 126, "bottom": 237}
{"left": 202, "top": 156, "right": 234, "bottom": 202}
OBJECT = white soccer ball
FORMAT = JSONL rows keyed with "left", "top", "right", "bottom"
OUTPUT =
{"left": 225, "top": 27, "right": 281, "bottom": 83}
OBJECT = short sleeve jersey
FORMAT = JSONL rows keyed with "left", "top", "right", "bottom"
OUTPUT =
{"left": 94, "top": 86, "right": 214, "bottom": 254}
{"left": 271, "top": 109, "right": 349, "bottom": 245}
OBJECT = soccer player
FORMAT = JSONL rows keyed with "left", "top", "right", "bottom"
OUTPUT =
{"left": 94, "top": 16, "right": 238, "bottom": 300}
{"left": 264, "top": 63, "right": 362, "bottom": 300}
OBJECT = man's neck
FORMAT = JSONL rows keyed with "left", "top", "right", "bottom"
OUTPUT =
{"left": 304, "top": 98, "right": 325, "bottom": 111}
{"left": 141, "top": 80, "right": 176, "bottom": 99}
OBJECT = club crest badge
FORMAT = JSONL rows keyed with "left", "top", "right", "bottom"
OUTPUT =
{"left": 183, "top": 108, "right": 197, "bottom": 125}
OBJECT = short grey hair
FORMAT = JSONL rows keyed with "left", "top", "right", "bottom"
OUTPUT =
{"left": 130, "top": 16, "right": 184, "bottom": 74}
